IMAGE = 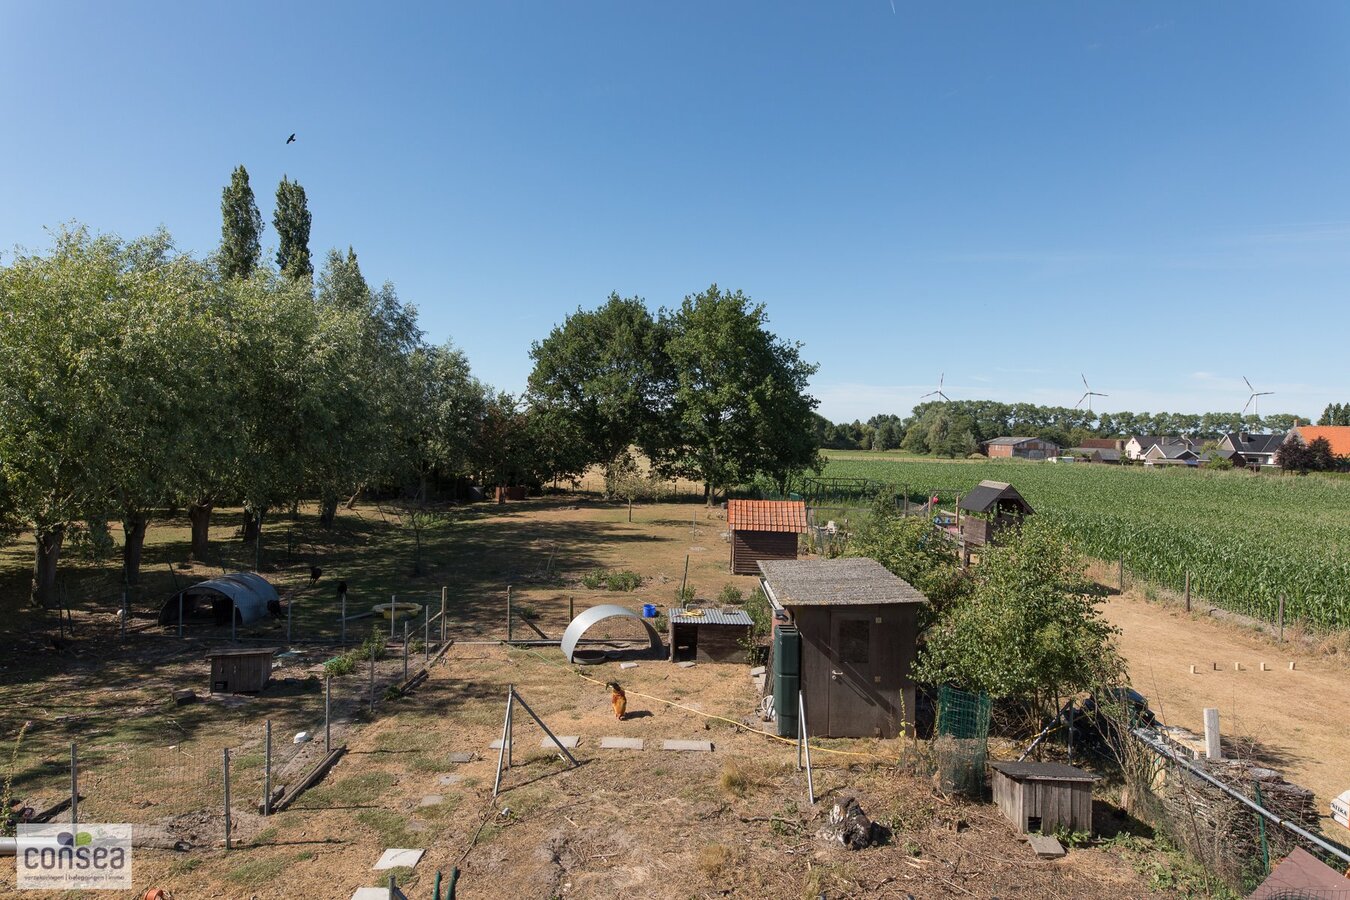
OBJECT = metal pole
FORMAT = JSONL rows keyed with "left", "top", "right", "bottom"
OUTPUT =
{"left": 512, "top": 691, "right": 579, "bottom": 766}
{"left": 264, "top": 719, "right": 272, "bottom": 815}
{"left": 506, "top": 585, "right": 512, "bottom": 642}
{"left": 70, "top": 743, "right": 78, "bottom": 827}
{"left": 222, "top": 748, "right": 232, "bottom": 851}
{"left": 798, "top": 694, "right": 814, "bottom": 804}
{"left": 1184, "top": 571, "right": 1191, "bottom": 612}
{"left": 325, "top": 676, "right": 332, "bottom": 754}
{"left": 568, "top": 596, "right": 574, "bottom": 622}
{"left": 680, "top": 555, "right": 689, "bottom": 603}
{"left": 403, "top": 621, "right": 409, "bottom": 682}
{"left": 369, "top": 642, "right": 376, "bottom": 713}
{"left": 341, "top": 591, "right": 347, "bottom": 648}
{"left": 424, "top": 604, "right": 430, "bottom": 664}
{"left": 388, "top": 872, "right": 396, "bottom": 900}
{"left": 492, "top": 688, "right": 513, "bottom": 795}
{"left": 440, "top": 586, "right": 447, "bottom": 645}
{"left": 178, "top": 593, "right": 184, "bottom": 638}
{"left": 390, "top": 595, "right": 396, "bottom": 639}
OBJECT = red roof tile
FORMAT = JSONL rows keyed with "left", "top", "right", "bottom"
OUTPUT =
{"left": 1294, "top": 425, "right": 1350, "bottom": 457}
{"left": 727, "top": 499, "right": 808, "bottom": 533}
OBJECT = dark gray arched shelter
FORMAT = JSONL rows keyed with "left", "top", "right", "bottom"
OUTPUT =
{"left": 158, "top": 572, "right": 277, "bottom": 627}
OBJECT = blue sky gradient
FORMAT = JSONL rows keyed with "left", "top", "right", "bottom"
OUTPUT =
{"left": 3, "top": 2, "right": 1347, "bottom": 421}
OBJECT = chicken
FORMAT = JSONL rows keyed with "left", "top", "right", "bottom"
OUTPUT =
{"left": 606, "top": 681, "right": 627, "bottom": 720}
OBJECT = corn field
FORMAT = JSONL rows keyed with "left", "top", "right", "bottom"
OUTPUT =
{"left": 816, "top": 455, "right": 1350, "bottom": 630}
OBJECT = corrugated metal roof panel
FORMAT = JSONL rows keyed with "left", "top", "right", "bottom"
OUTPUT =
{"left": 727, "top": 499, "right": 808, "bottom": 533}
{"left": 668, "top": 608, "right": 755, "bottom": 626}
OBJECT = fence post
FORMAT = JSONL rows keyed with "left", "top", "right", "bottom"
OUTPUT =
{"left": 680, "top": 555, "right": 690, "bottom": 603}
{"left": 369, "top": 642, "right": 376, "bottom": 713}
{"left": 222, "top": 748, "right": 232, "bottom": 851}
{"left": 263, "top": 719, "right": 272, "bottom": 815}
{"left": 178, "top": 592, "right": 184, "bottom": 638}
{"left": 1118, "top": 555, "right": 1124, "bottom": 592}
{"left": 569, "top": 596, "right": 574, "bottom": 622}
{"left": 1278, "top": 594, "right": 1285, "bottom": 642}
{"left": 341, "top": 590, "right": 347, "bottom": 648}
{"left": 1184, "top": 571, "right": 1191, "bottom": 612}
{"left": 1254, "top": 779, "right": 1270, "bottom": 875}
{"left": 70, "top": 742, "right": 78, "bottom": 827}
{"left": 325, "top": 675, "right": 332, "bottom": 755}
{"left": 424, "top": 604, "right": 430, "bottom": 665}
{"left": 440, "top": 586, "right": 447, "bottom": 645}
{"left": 403, "top": 621, "right": 410, "bottom": 682}
{"left": 389, "top": 595, "right": 396, "bottom": 640}
{"left": 506, "top": 585, "right": 512, "bottom": 642}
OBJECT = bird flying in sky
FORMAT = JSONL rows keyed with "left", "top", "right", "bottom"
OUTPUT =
{"left": 286, "top": 133, "right": 296, "bottom": 144}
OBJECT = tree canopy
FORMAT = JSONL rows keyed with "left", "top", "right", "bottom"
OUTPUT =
{"left": 273, "top": 175, "right": 313, "bottom": 280}
{"left": 219, "top": 165, "right": 262, "bottom": 280}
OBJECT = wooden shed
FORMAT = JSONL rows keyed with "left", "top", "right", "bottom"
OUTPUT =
{"left": 727, "top": 500, "right": 807, "bottom": 575}
{"left": 667, "top": 608, "right": 754, "bottom": 663}
{"left": 759, "top": 558, "right": 927, "bottom": 739}
{"left": 989, "top": 761, "right": 1098, "bottom": 835}
{"left": 206, "top": 647, "right": 278, "bottom": 694}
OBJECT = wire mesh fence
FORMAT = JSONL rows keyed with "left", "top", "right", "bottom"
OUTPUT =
{"left": 934, "top": 685, "right": 992, "bottom": 797}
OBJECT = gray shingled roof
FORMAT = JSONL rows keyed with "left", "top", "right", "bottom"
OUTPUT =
{"left": 958, "top": 480, "right": 1033, "bottom": 515}
{"left": 667, "top": 608, "right": 754, "bottom": 626}
{"left": 757, "top": 558, "right": 927, "bottom": 606}
{"left": 1224, "top": 432, "right": 1286, "bottom": 454}
{"left": 989, "top": 761, "right": 1099, "bottom": 782}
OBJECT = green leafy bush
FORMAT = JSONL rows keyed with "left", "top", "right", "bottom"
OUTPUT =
{"left": 605, "top": 570, "right": 641, "bottom": 592}
{"left": 718, "top": 584, "right": 744, "bottom": 605}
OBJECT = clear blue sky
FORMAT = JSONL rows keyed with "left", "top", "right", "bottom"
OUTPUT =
{"left": 3, "top": 2, "right": 1348, "bottom": 423}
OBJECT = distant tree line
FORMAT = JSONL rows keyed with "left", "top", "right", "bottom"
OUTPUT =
{"left": 815, "top": 400, "right": 1310, "bottom": 457}
{"left": 1318, "top": 402, "right": 1350, "bottom": 426}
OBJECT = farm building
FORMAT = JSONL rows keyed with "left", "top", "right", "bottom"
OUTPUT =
{"left": 727, "top": 499, "right": 807, "bottom": 575}
{"left": 759, "top": 558, "right": 926, "bottom": 739}
{"left": 1141, "top": 443, "right": 1200, "bottom": 467}
{"left": 989, "top": 761, "right": 1098, "bottom": 835}
{"left": 957, "top": 480, "right": 1033, "bottom": 548}
{"left": 983, "top": 437, "right": 1059, "bottom": 460}
{"left": 1215, "top": 431, "right": 1286, "bottom": 467}
{"left": 1287, "top": 425, "right": 1350, "bottom": 458}
{"left": 158, "top": 572, "right": 277, "bottom": 628}
{"left": 1079, "top": 437, "right": 1125, "bottom": 451}
{"left": 667, "top": 608, "right": 754, "bottom": 663}
{"left": 1066, "top": 447, "right": 1122, "bottom": 464}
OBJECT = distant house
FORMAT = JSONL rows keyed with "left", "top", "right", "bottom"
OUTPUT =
{"left": 1066, "top": 447, "right": 1122, "bottom": 464}
{"left": 1080, "top": 438, "right": 1126, "bottom": 451}
{"left": 1287, "top": 425, "right": 1350, "bottom": 459}
{"left": 983, "top": 437, "right": 1059, "bottom": 460}
{"left": 1124, "top": 435, "right": 1202, "bottom": 460}
{"left": 1142, "top": 444, "right": 1199, "bottom": 466}
{"left": 1215, "top": 431, "right": 1286, "bottom": 467}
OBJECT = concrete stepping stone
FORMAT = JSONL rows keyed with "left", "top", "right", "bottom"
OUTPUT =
{"left": 418, "top": 794, "right": 444, "bottom": 807}
{"left": 541, "top": 735, "right": 579, "bottom": 749}
{"left": 373, "top": 847, "right": 424, "bottom": 870}
{"left": 676, "top": 661, "right": 696, "bottom": 668}
{"left": 599, "top": 737, "right": 645, "bottom": 750}
{"left": 1028, "top": 834, "right": 1066, "bottom": 859}
{"left": 661, "top": 740, "right": 713, "bottom": 752}
{"left": 620, "top": 662, "right": 639, "bottom": 670}
{"left": 447, "top": 752, "right": 474, "bottom": 763}
{"left": 353, "top": 889, "right": 393, "bottom": 900}
{"left": 437, "top": 774, "right": 463, "bottom": 786}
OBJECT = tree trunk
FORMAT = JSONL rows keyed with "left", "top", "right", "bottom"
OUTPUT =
{"left": 319, "top": 494, "right": 338, "bottom": 529}
{"left": 33, "top": 526, "right": 64, "bottom": 609}
{"left": 242, "top": 510, "right": 261, "bottom": 544}
{"left": 345, "top": 486, "right": 363, "bottom": 510}
{"left": 122, "top": 513, "right": 148, "bottom": 586}
{"left": 188, "top": 502, "right": 213, "bottom": 562}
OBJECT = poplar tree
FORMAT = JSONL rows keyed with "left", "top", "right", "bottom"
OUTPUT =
{"left": 273, "top": 175, "right": 313, "bottom": 280}
{"left": 219, "top": 165, "right": 262, "bottom": 279}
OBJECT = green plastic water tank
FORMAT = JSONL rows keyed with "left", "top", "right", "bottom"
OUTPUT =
{"left": 773, "top": 625, "right": 801, "bottom": 738}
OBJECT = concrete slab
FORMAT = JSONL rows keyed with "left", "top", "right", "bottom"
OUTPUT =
{"left": 418, "top": 795, "right": 444, "bottom": 807}
{"left": 447, "top": 751, "right": 474, "bottom": 763}
{"left": 661, "top": 740, "right": 714, "bottom": 752}
{"left": 541, "top": 735, "right": 580, "bottom": 749}
{"left": 1028, "top": 835, "right": 1066, "bottom": 859}
{"left": 599, "top": 737, "right": 645, "bottom": 750}
{"left": 677, "top": 661, "right": 696, "bottom": 668}
{"left": 438, "top": 774, "right": 463, "bottom": 786}
{"left": 749, "top": 666, "right": 766, "bottom": 677}
{"left": 620, "top": 662, "right": 639, "bottom": 670}
{"left": 489, "top": 740, "right": 510, "bottom": 750}
{"left": 373, "top": 847, "right": 425, "bottom": 870}
{"left": 352, "top": 889, "right": 393, "bottom": 900}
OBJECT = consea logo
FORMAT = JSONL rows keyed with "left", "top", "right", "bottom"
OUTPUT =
{"left": 17, "top": 823, "right": 132, "bottom": 889}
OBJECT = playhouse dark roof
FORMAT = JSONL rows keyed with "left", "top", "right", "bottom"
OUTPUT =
{"left": 957, "top": 480, "right": 1034, "bottom": 515}
{"left": 989, "top": 761, "right": 1099, "bottom": 782}
{"left": 757, "top": 558, "right": 927, "bottom": 606}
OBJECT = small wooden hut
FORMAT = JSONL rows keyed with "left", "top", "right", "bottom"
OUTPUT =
{"left": 956, "top": 480, "right": 1033, "bottom": 565}
{"left": 667, "top": 608, "right": 754, "bottom": 663}
{"left": 206, "top": 647, "right": 278, "bottom": 694}
{"left": 727, "top": 500, "right": 807, "bottom": 575}
{"left": 759, "top": 558, "right": 927, "bottom": 739}
{"left": 989, "top": 761, "right": 1097, "bottom": 835}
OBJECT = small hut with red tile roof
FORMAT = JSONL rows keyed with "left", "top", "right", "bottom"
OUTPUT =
{"left": 727, "top": 499, "right": 808, "bottom": 575}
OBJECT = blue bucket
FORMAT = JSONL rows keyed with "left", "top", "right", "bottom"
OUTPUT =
{"left": 642, "top": 603, "right": 657, "bottom": 618}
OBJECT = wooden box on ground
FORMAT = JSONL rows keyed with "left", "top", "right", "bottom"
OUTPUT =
{"left": 206, "top": 647, "right": 278, "bottom": 694}
{"left": 990, "top": 761, "right": 1097, "bottom": 835}
{"left": 668, "top": 608, "right": 753, "bottom": 663}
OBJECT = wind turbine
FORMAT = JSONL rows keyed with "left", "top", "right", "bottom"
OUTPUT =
{"left": 1075, "top": 373, "right": 1108, "bottom": 412}
{"left": 921, "top": 373, "right": 951, "bottom": 403}
{"left": 1242, "top": 376, "right": 1273, "bottom": 419}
